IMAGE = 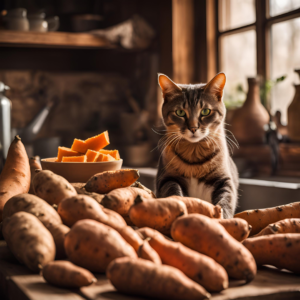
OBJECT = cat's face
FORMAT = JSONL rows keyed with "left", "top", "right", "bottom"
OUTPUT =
{"left": 158, "top": 73, "right": 226, "bottom": 143}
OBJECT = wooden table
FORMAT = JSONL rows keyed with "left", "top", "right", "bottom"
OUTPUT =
{"left": 1, "top": 240, "right": 300, "bottom": 300}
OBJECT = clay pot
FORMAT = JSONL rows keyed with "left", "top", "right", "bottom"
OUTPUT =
{"left": 230, "top": 77, "right": 270, "bottom": 145}
{"left": 287, "top": 69, "right": 300, "bottom": 142}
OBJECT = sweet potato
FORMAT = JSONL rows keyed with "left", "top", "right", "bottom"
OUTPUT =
{"left": 33, "top": 170, "right": 77, "bottom": 205}
{"left": 170, "top": 196, "right": 222, "bottom": 218}
{"left": 0, "top": 136, "right": 30, "bottom": 221}
{"left": 171, "top": 214, "right": 257, "bottom": 282}
{"left": 217, "top": 218, "right": 252, "bottom": 241}
{"left": 29, "top": 156, "right": 41, "bottom": 194}
{"left": 2, "top": 193, "right": 62, "bottom": 228}
{"left": 107, "top": 257, "right": 210, "bottom": 300}
{"left": 57, "top": 195, "right": 126, "bottom": 230}
{"left": 255, "top": 218, "right": 300, "bottom": 237}
{"left": 137, "top": 238, "right": 162, "bottom": 264}
{"left": 234, "top": 202, "right": 300, "bottom": 236}
{"left": 243, "top": 234, "right": 300, "bottom": 274}
{"left": 139, "top": 227, "right": 228, "bottom": 292}
{"left": 101, "top": 187, "right": 152, "bottom": 224}
{"left": 129, "top": 195, "right": 187, "bottom": 235}
{"left": 47, "top": 223, "right": 70, "bottom": 259}
{"left": 42, "top": 261, "right": 96, "bottom": 288}
{"left": 64, "top": 219, "right": 137, "bottom": 272}
{"left": 2, "top": 212, "right": 55, "bottom": 272}
{"left": 136, "top": 227, "right": 172, "bottom": 241}
{"left": 71, "top": 183, "right": 104, "bottom": 204}
{"left": 85, "top": 169, "right": 139, "bottom": 194}
{"left": 131, "top": 181, "right": 156, "bottom": 198}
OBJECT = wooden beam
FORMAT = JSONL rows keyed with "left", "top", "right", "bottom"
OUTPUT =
{"left": 172, "top": 0, "right": 195, "bottom": 83}
{"left": 0, "top": 30, "right": 114, "bottom": 49}
{"left": 206, "top": 0, "right": 217, "bottom": 79}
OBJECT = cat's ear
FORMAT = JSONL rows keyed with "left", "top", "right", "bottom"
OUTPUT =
{"left": 158, "top": 73, "right": 182, "bottom": 100}
{"left": 204, "top": 73, "right": 226, "bottom": 101}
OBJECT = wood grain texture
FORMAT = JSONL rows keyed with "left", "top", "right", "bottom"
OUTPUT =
{"left": 172, "top": 0, "right": 195, "bottom": 83}
{"left": 0, "top": 30, "right": 114, "bottom": 49}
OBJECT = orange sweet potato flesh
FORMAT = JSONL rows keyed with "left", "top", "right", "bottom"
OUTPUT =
{"left": 85, "top": 169, "right": 140, "bottom": 194}
{"left": 96, "top": 153, "right": 115, "bottom": 162}
{"left": 86, "top": 149, "right": 99, "bottom": 162}
{"left": 71, "top": 139, "right": 88, "bottom": 154}
{"left": 255, "top": 218, "right": 300, "bottom": 237}
{"left": 171, "top": 214, "right": 257, "bottom": 282}
{"left": 0, "top": 136, "right": 30, "bottom": 221}
{"left": 107, "top": 257, "right": 210, "bottom": 300}
{"left": 99, "top": 149, "right": 120, "bottom": 160}
{"left": 145, "top": 228, "right": 228, "bottom": 292}
{"left": 62, "top": 155, "right": 87, "bottom": 162}
{"left": 137, "top": 239, "right": 162, "bottom": 265}
{"left": 57, "top": 147, "right": 80, "bottom": 162}
{"left": 85, "top": 131, "right": 110, "bottom": 151}
{"left": 234, "top": 202, "right": 300, "bottom": 236}
{"left": 129, "top": 195, "right": 188, "bottom": 235}
{"left": 167, "top": 196, "right": 222, "bottom": 218}
{"left": 217, "top": 218, "right": 252, "bottom": 241}
{"left": 243, "top": 234, "right": 300, "bottom": 274}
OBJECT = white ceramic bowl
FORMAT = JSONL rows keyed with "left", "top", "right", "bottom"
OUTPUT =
{"left": 41, "top": 157, "right": 123, "bottom": 183}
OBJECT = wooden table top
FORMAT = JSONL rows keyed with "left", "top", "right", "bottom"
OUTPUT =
{"left": 0, "top": 240, "right": 300, "bottom": 300}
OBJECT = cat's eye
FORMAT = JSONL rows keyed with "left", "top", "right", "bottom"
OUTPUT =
{"left": 176, "top": 109, "right": 186, "bottom": 117}
{"left": 201, "top": 108, "right": 211, "bottom": 116}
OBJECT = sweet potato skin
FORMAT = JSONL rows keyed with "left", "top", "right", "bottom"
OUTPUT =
{"left": 2, "top": 193, "right": 62, "bottom": 228}
{"left": 85, "top": 169, "right": 140, "bottom": 194}
{"left": 29, "top": 156, "right": 41, "bottom": 194}
{"left": 107, "top": 257, "right": 210, "bottom": 300}
{"left": 129, "top": 195, "right": 188, "bottom": 235}
{"left": 43, "top": 261, "right": 96, "bottom": 288}
{"left": 57, "top": 195, "right": 126, "bottom": 230}
{"left": 71, "top": 183, "right": 104, "bottom": 204}
{"left": 2, "top": 212, "right": 55, "bottom": 272}
{"left": 47, "top": 223, "right": 70, "bottom": 259}
{"left": 101, "top": 187, "right": 152, "bottom": 224}
{"left": 171, "top": 214, "right": 257, "bottom": 282}
{"left": 0, "top": 136, "right": 30, "bottom": 221}
{"left": 143, "top": 228, "right": 228, "bottom": 292}
{"left": 64, "top": 219, "right": 137, "bottom": 272}
{"left": 171, "top": 196, "right": 222, "bottom": 218}
{"left": 118, "top": 226, "right": 143, "bottom": 252}
{"left": 234, "top": 202, "right": 300, "bottom": 236}
{"left": 33, "top": 170, "right": 77, "bottom": 205}
{"left": 255, "top": 218, "right": 300, "bottom": 237}
{"left": 243, "top": 234, "right": 300, "bottom": 274}
{"left": 137, "top": 239, "right": 162, "bottom": 265}
{"left": 131, "top": 181, "right": 156, "bottom": 198}
{"left": 217, "top": 218, "right": 252, "bottom": 241}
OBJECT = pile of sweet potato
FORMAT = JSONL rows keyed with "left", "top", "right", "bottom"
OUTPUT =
{"left": 1, "top": 137, "right": 300, "bottom": 299}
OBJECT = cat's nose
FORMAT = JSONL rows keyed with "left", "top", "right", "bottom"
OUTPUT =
{"left": 189, "top": 127, "right": 198, "bottom": 134}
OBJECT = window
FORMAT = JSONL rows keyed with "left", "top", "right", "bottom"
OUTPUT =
{"left": 218, "top": 0, "right": 300, "bottom": 123}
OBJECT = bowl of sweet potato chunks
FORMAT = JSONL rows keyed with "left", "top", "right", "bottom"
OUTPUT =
{"left": 41, "top": 131, "right": 123, "bottom": 182}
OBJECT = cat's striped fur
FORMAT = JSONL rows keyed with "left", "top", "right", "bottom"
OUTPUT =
{"left": 155, "top": 73, "right": 238, "bottom": 218}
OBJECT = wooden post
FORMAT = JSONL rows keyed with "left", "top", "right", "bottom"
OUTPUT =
{"left": 172, "top": 0, "right": 195, "bottom": 83}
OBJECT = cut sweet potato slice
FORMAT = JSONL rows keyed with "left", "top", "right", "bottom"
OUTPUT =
{"left": 57, "top": 147, "right": 80, "bottom": 162}
{"left": 86, "top": 149, "right": 100, "bottom": 162}
{"left": 85, "top": 131, "right": 110, "bottom": 151}
{"left": 95, "top": 153, "right": 115, "bottom": 162}
{"left": 71, "top": 139, "right": 88, "bottom": 154}
{"left": 99, "top": 149, "right": 120, "bottom": 160}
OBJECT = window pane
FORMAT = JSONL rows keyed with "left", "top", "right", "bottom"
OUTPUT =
{"left": 220, "top": 30, "right": 257, "bottom": 107}
{"left": 219, "top": 0, "right": 255, "bottom": 31}
{"left": 271, "top": 18, "right": 300, "bottom": 123}
{"left": 269, "top": 0, "right": 300, "bottom": 17}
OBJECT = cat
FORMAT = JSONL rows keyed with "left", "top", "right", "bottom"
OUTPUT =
{"left": 155, "top": 73, "right": 239, "bottom": 219}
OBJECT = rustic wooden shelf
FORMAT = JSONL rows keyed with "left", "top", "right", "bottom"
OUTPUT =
{"left": 0, "top": 30, "right": 115, "bottom": 49}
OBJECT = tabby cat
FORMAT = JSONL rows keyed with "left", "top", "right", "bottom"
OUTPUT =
{"left": 155, "top": 73, "right": 238, "bottom": 218}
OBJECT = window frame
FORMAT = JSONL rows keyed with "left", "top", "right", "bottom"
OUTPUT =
{"left": 216, "top": 0, "right": 300, "bottom": 109}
